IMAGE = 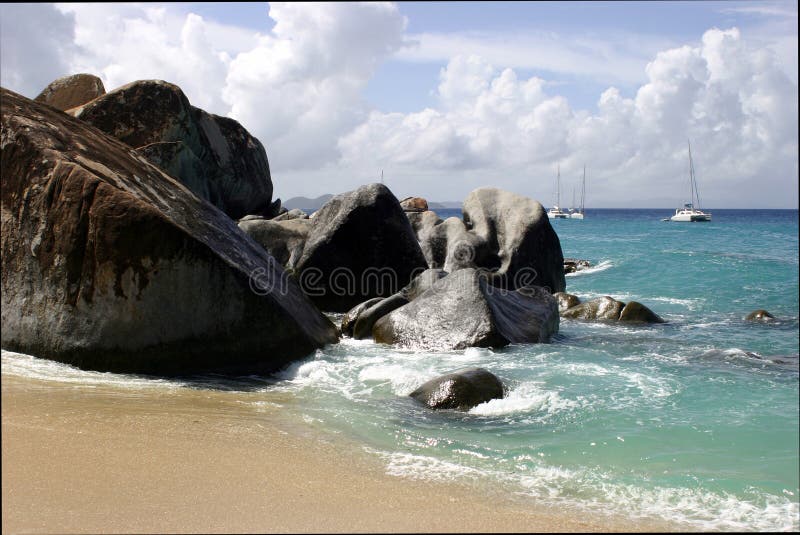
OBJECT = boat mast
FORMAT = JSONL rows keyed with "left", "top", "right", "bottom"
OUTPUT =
{"left": 557, "top": 164, "right": 561, "bottom": 208}
{"left": 688, "top": 140, "right": 701, "bottom": 210}
{"left": 581, "top": 165, "right": 586, "bottom": 213}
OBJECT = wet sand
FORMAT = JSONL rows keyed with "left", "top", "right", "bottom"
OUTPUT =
{"left": 2, "top": 372, "right": 677, "bottom": 533}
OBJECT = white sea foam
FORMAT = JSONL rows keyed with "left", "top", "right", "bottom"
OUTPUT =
{"left": 1, "top": 349, "right": 184, "bottom": 390}
{"left": 470, "top": 382, "right": 579, "bottom": 417}
{"left": 369, "top": 449, "right": 485, "bottom": 482}
{"left": 565, "top": 259, "right": 613, "bottom": 277}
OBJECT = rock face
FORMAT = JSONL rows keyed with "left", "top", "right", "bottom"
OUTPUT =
{"left": 292, "top": 183, "right": 428, "bottom": 311}
{"left": 745, "top": 309, "right": 775, "bottom": 322}
{"left": 563, "top": 258, "right": 591, "bottom": 274}
{"left": 1, "top": 88, "right": 337, "bottom": 375}
{"left": 561, "top": 296, "right": 665, "bottom": 323}
{"left": 554, "top": 292, "right": 581, "bottom": 313}
{"left": 399, "top": 196, "right": 429, "bottom": 212}
{"left": 462, "top": 188, "right": 565, "bottom": 293}
{"left": 373, "top": 268, "right": 558, "bottom": 350}
{"left": 409, "top": 368, "right": 505, "bottom": 410}
{"left": 35, "top": 74, "right": 106, "bottom": 111}
{"left": 237, "top": 218, "right": 311, "bottom": 268}
{"left": 68, "top": 80, "right": 274, "bottom": 220}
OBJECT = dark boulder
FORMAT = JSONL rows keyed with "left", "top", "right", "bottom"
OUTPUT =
{"left": 399, "top": 196, "right": 429, "bottom": 212}
{"left": 462, "top": 188, "right": 565, "bottom": 293}
{"left": 561, "top": 296, "right": 664, "bottom": 323}
{"left": 745, "top": 309, "right": 776, "bottom": 322}
{"left": 292, "top": 183, "right": 428, "bottom": 311}
{"left": 619, "top": 301, "right": 665, "bottom": 323}
{"left": 341, "top": 297, "right": 384, "bottom": 338}
{"left": 564, "top": 258, "right": 591, "bottom": 274}
{"left": 35, "top": 73, "right": 106, "bottom": 111}
{"left": 409, "top": 367, "right": 505, "bottom": 410}
{"left": 68, "top": 80, "right": 274, "bottom": 220}
{"left": 0, "top": 88, "right": 337, "bottom": 375}
{"left": 341, "top": 269, "right": 447, "bottom": 338}
{"left": 554, "top": 292, "right": 581, "bottom": 313}
{"left": 373, "top": 268, "right": 558, "bottom": 350}
{"left": 561, "top": 296, "right": 625, "bottom": 321}
{"left": 237, "top": 218, "right": 311, "bottom": 268}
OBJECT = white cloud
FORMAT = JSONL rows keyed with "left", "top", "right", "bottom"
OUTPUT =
{"left": 0, "top": 4, "right": 796, "bottom": 207}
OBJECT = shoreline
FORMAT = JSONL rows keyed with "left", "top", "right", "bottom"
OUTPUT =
{"left": 2, "top": 370, "right": 680, "bottom": 533}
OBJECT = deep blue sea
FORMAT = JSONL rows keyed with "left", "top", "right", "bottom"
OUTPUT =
{"left": 3, "top": 208, "right": 798, "bottom": 530}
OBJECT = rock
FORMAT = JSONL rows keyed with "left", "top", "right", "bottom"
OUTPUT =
{"left": 1, "top": 88, "right": 337, "bottom": 375}
{"left": 35, "top": 73, "right": 106, "bottom": 111}
{"left": 563, "top": 258, "right": 591, "bottom": 274}
{"left": 561, "top": 296, "right": 665, "bottom": 323}
{"left": 373, "top": 268, "right": 558, "bottom": 350}
{"left": 409, "top": 367, "right": 505, "bottom": 410}
{"left": 341, "top": 297, "right": 384, "bottom": 337}
{"left": 352, "top": 293, "right": 410, "bottom": 340}
{"left": 462, "top": 188, "right": 565, "bottom": 293}
{"left": 238, "top": 218, "right": 311, "bottom": 268}
{"left": 271, "top": 208, "right": 308, "bottom": 221}
{"left": 619, "top": 301, "right": 665, "bottom": 323}
{"left": 68, "top": 80, "right": 274, "bottom": 220}
{"left": 554, "top": 292, "right": 581, "bottom": 313}
{"left": 340, "top": 269, "right": 446, "bottom": 338}
{"left": 561, "top": 296, "right": 625, "bottom": 321}
{"left": 292, "top": 183, "right": 428, "bottom": 311}
{"left": 415, "top": 215, "right": 488, "bottom": 273}
{"left": 745, "top": 309, "right": 775, "bottom": 322}
{"left": 399, "top": 196, "right": 429, "bottom": 212}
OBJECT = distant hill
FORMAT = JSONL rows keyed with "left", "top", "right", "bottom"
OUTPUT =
{"left": 282, "top": 194, "right": 334, "bottom": 211}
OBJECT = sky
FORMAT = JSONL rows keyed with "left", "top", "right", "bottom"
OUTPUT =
{"left": 1, "top": 1, "right": 797, "bottom": 208}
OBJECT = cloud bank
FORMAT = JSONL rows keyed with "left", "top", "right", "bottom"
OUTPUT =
{"left": 1, "top": 2, "right": 796, "bottom": 207}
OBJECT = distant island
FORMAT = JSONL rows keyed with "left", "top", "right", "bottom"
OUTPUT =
{"left": 283, "top": 194, "right": 462, "bottom": 212}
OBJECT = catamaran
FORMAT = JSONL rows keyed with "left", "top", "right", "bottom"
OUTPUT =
{"left": 569, "top": 165, "right": 586, "bottom": 219}
{"left": 547, "top": 165, "right": 569, "bottom": 219}
{"left": 669, "top": 141, "right": 711, "bottom": 222}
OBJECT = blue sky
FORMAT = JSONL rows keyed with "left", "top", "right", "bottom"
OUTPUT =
{"left": 1, "top": 2, "right": 797, "bottom": 207}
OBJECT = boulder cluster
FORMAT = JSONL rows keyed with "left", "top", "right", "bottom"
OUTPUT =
{"left": 3, "top": 73, "right": 694, "bottom": 411}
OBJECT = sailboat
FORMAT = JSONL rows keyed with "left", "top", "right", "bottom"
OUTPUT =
{"left": 669, "top": 141, "right": 711, "bottom": 222}
{"left": 547, "top": 165, "right": 569, "bottom": 219}
{"left": 569, "top": 165, "right": 586, "bottom": 219}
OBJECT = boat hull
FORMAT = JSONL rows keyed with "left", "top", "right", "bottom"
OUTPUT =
{"left": 670, "top": 213, "right": 711, "bottom": 222}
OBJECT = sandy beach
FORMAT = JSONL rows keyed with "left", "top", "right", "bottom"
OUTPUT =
{"left": 0, "top": 370, "right": 680, "bottom": 534}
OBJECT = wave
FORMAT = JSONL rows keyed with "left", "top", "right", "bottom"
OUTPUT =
{"left": 565, "top": 260, "right": 613, "bottom": 277}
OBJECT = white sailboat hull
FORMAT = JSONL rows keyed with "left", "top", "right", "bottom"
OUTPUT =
{"left": 569, "top": 212, "right": 584, "bottom": 220}
{"left": 669, "top": 210, "right": 711, "bottom": 222}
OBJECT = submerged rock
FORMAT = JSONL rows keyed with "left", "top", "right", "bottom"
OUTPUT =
{"left": 0, "top": 88, "right": 337, "bottom": 375}
{"left": 561, "top": 296, "right": 664, "bottom": 323}
{"left": 292, "top": 183, "right": 428, "bottom": 312}
{"left": 554, "top": 292, "right": 581, "bottom": 313}
{"left": 409, "top": 367, "right": 505, "bottom": 410}
{"left": 68, "top": 79, "right": 274, "bottom": 220}
{"left": 563, "top": 258, "right": 591, "bottom": 274}
{"left": 744, "top": 309, "right": 776, "bottom": 322}
{"left": 373, "top": 268, "right": 558, "bottom": 350}
{"left": 35, "top": 73, "right": 106, "bottom": 111}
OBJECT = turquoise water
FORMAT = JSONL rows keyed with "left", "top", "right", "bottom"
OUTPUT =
{"left": 3, "top": 209, "right": 798, "bottom": 530}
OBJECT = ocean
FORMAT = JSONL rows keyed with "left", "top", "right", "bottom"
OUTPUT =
{"left": 3, "top": 208, "right": 798, "bottom": 531}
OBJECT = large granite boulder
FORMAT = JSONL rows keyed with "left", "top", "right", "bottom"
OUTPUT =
{"left": 409, "top": 367, "right": 505, "bottom": 410}
{"left": 238, "top": 218, "right": 311, "bottom": 268}
{"left": 462, "top": 188, "right": 565, "bottom": 293}
{"left": 0, "top": 88, "right": 337, "bottom": 375}
{"left": 373, "top": 268, "right": 558, "bottom": 350}
{"left": 553, "top": 292, "right": 581, "bottom": 313}
{"left": 399, "top": 196, "right": 428, "bottom": 212}
{"left": 341, "top": 269, "right": 447, "bottom": 338}
{"left": 67, "top": 80, "right": 274, "bottom": 220}
{"left": 292, "top": 183, "right": 428, "bottom": 311}
{"left": 35, "top": 73, "right": 106, "bottom": 111}
{"left": 414, "top": 215, "right": 489, "bottom": 273}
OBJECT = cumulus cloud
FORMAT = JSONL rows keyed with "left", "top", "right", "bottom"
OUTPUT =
{"left": 0, "top": 4, "right": 796, "bottom": 207}
{"left": 339, "top": 27, "right": 798, "bottom": 208}
{"left": 0, "top": 4, "right": 79, "bottom": 97}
